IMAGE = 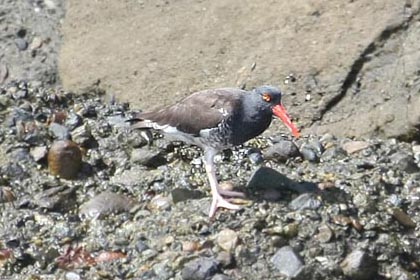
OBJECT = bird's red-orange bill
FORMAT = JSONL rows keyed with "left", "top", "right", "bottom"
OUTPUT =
{"left": 272, "top": 104, "right": 300, "bottom": 138}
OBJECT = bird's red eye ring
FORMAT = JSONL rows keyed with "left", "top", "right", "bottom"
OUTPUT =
{"left": 262, "top": 93, "right": 271, "bottom": 102}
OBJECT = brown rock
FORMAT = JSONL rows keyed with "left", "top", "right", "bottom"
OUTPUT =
{"left": 48, "top": 140, "right": 82, "bottom": 179}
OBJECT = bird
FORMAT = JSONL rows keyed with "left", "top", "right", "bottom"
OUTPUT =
{"left": 130, "top": 85, "right": 300, "bottom": 218}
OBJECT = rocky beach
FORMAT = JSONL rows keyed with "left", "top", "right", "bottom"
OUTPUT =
{"left": 1, "top": 1, "right": 420, "bottom": 279}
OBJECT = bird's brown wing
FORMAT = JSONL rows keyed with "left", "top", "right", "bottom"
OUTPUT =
{"left": 132, "top": 88, "right": 244, "bottom": 135}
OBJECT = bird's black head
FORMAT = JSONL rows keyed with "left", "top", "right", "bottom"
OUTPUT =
{"left": 252, "top": 85, "right": 300, "bottom": 138}
{"left": 253, "top": 85, "right": 282, "bottom": 106}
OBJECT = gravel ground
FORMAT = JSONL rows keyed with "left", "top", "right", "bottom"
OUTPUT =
{"left": 1, "top": 1, "right": 420, "bottom": 279}
{"left": 0, "top": 82, "right": 419, "bottom": 279}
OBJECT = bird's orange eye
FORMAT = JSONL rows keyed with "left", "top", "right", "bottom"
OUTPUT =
{"left": 262, "top": 93, "right": 271, "bottom": 102}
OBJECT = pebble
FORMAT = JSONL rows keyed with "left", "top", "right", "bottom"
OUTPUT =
{"left": 247, "top": 166, "right": 297, "bottom": 191}
{"left": 15, "top": 38, "right": 28, "bottom": 51}
{"left": 389, "top": 152, "right": 418, "bottom": 173}
{"left": 65, "top": 112, "right": 82, "bottom": 130}
{"left": 29, "top": 37, "right": 43, "bottom": 50}
{"left": 32, "top": 186, "right": 76, "bottom": 211}
{"left": 71, "top": 124, "right": 94, "bottom": 147}
{"left": 48, "top": 140, "right": 82, "bottom": 179}
{"left": 0, "top": 64, "right": 8, "bottom": 84}
{"left": 271, "top": 246, "right": 304, "bottom": 278}
{"left": 148, "top": 195, "right": 172, "bottom": 211}
{"left": 130, "top": 148, "right": 167, "bottom": 168}
{"left": 216, "top": 229, "right": 239, "bottom": 252}
{"left": 264, "top": 140, "right": 300, "bottom": 162}
{"left": 216, "top": 251, "right": 234, "bottom": 268}
{"left": 247, "top": 148, "right": 264, "bottom": 164}
{"left": 300, "top": 145, "right": 320, "bottom": 162}
{"left": 288, "top": 193, "right": 321, "bottom": 211}
{"left": 79, "top": 191, "right": 136, "bottom": 219}
{"left": 48, "top": 123, "right": 71, "bottom": 140}
{"left": 211, "top": 274, "right": 232, "bottom": 280}
{"left": 182, "top": 241, "right": 200, "bottom": 253}
{"left": 30, "top": 146, "right": 48, "bottom": 162}
{"left": 390, "top": 207, "right": 416, "bottom": 228}
{"left": 181, "top": 257, "right": 220, "bottom": 280}
{"left": 171, "top": 188, "right": 204, "bottom": 203}
{"left": 342, "top": 141, "right": 370, "bottom": 154}
{"left": 340, "top": 249, "right": 377, "bottom": 280}
{"left": 315, "top": 224, "right": 334, "bottom": 243}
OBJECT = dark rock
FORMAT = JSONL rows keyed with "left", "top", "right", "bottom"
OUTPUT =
{"left": 340, "top": 249, "right": 377, "bottom": 280}
{"left": 271, "top": 246, "right": 304, "bottom": 278}
{"left": 181, "top": 257, "right": 220, "bottom": 280}
{"left": 48, "top": 123, "right": 71, "bottom": 140}
{"left": 389, "top": 152, "right": 418, "bottom": 173}
{"left": 171, "top": 188, "right": 205, "bottom": 203}
{"left": 248, "top": 167, "right": 317, "bottom": 193}
{"left": 247, "top": 166, "right": 297, "bottom": 191}
{"left": 289, "top": 193, "right": 321, "bottom": 211}
{"left": 131, "top": 148, "right": 167, "bottom": 168}
{"left": 32, "top": 186, "right": 77, "bottom": 212}
{"left": 264, "top": 140, "right": 300, "bottom": 162}
{"left": 65, "top": 112, "right": 82, "bottom": 130}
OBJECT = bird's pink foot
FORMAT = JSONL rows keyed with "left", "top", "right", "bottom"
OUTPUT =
{"left": 209, "top": 193, "right": 241, "bottom": 218}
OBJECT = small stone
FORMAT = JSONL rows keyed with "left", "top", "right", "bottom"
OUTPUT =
{"left": 211, "top": 274, "right": 232, "bottom": 280}
{"left": 216, "top": 229, "right": 239, "bottom": 252}
{"left": 0, "top": 64, "right": 8, "bottom": 84}
{"left": 181, "top": 257, "right": 220, "bottom": 280}
{"left": 264, "top": 140, "right": 300, "bottom": 162}
{"left": 171, "top": 188, "right": 204, "bottom": 203}
{"left": 216, "top": 251, "right": 234, "bottom": 268}
{"left": 71, "top": 124, "right": 95, "bottom": 147}
{"left": 300, "top": 145, "right": 319, "bottom": 162}
{"left": 342, "top": 141, "right": 369, "bottom": 154}
{"left": 15, "top": 38, "right": 28, "bottom": 51}
{"left": 33, "top": 186, "right": 76, "bottom": 211}
{"left": 65, "top": 112, "right": 82, "bottom": 130}
{"left": 148, "top": 195, "right": 172, "bottom": 211}
{"left": 29, "top": 37, "right": 43, "bottom": 50}
{"left": 131, "top": 148, "right": 167, "bottom": 168}
{"left": 390, "top": 207, "right": 416, "bottom": 228}
{"left": 247, "top": 148, "right": 264, "bottom": 164}
{"left": 340, "top": 249, "right": 377, "bottom": 280}
{"left": 389, "top": 152, "right": 418, "bottom": 173}
{"left": 49, "top": 123, "right": 71, "bottom": 140}
{"left": 247, "top": 166, "right": 297, "bottom": 191}
{"left": 65, "top": 272, "right": 81, "bottom": 280}
{"left": 79, "top": 192, "right": 136, "bottom": 219}
{"left": 182, "top": 241, "right": 200, "bottom": 253}
{"left": 48, "top": 140, "right": 82, "bottom": 179}
{"left": 413, "top": 145, "right": 420, "bottom": 154}
{"left": 271, "top": 246, "right": 304, "bottom": 278}
{"left": 288, "top": 193, "right": 321, "bottom": 211}
{"left": 315, "top": 224, "right": 334, "bottom": 243}
{"left": 30, "top": 146, "right": 48, "bottom": 162}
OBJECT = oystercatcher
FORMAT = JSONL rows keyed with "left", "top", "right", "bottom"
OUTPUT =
{"left": 131, "top": 86, "right": 299, "bottom": 217}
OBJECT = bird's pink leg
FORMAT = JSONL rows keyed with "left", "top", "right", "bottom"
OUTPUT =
{"left": 204, "top": 150, "right": 241, "bottom": 218}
